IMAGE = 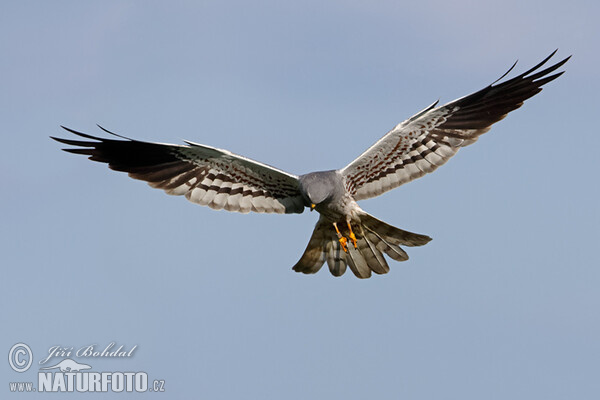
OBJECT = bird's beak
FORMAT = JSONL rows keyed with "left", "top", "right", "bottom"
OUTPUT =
{"left": 310, "top": 203, "right": 316, "bottom": 211}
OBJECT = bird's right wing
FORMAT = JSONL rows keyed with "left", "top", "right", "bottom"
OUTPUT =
{"left": 52, "top": 126, "right": 306, "bottom": 214}
{"left": 341, "top": 51, "right": 569, "bottom": 201}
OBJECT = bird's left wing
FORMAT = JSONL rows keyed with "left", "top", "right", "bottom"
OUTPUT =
{"left": 341, "top": 51, "right": 570, "bottom": 201}
{"left": 52, "top": 126, "right": 306, "bottom": 214}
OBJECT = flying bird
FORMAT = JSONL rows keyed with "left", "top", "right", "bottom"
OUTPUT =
{"left": 52, "top": 51, "right": 569, "bottom": 279}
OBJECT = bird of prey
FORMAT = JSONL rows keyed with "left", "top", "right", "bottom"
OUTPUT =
{"left": 52, "top": 51, "right": 569, "bottom": 279}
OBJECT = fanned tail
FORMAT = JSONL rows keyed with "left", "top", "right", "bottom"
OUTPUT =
{"left": 292, "top": 213, "right": 431, "bottom": 279}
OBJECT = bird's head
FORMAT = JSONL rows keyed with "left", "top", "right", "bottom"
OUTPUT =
{"left": 298, "top": 170, "right": 339, "bottom": 211}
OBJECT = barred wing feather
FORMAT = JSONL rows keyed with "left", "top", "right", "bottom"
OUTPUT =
{"left": 341, "top": 51, "right": 570, "bottom": 201}
{"left": 52, "top": 126, "right": 305, "bottom": 214}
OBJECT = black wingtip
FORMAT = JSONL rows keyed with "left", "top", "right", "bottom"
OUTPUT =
{"left": 59, "top": 125, "right": 104, "bottom": 141}
{"left": 50, "top": 136, "right": 96, "bottom": 147}
{"left": 526, "top": 53, "right": 571, "bottom": 83}
{"left": 491, "top": 59, "right": 519, "bottom": 86}
{"left": 520, "top": 50, "right": 560, "bottom": 78}
{"left": 96, "top": 124, "right": 132, "bottom": 140}
{"left": 489, "top": 50, "right": 570, "bottom": 89}
{"left": 62, "top": 148, "right": 94, "bottom": 155}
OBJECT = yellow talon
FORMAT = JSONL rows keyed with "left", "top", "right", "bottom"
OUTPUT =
{"left": 333, "top": 222, "right": 349, "bottom": 253}
{"left": 338, "top": 236, "right": 348, "bottom": 253}
{"left": 347, "top": 222, "right": 358, "bottom": 249}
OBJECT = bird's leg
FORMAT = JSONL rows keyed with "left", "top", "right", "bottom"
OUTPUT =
{"left": 346, "top": 221, "right": 358, "bottom": 249}
{"left": 333, "top": 222, "right": 348, "bottom": 253}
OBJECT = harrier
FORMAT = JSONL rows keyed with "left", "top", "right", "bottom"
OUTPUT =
{"left": 53, "top": 51, "right": 569, "bottom": 278}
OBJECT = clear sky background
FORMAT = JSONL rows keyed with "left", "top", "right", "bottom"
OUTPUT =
{"left": 2, "top": 1, "right": 599, "bottom": 399}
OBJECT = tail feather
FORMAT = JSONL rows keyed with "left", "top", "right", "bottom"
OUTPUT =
{"left": 346, "top": 245, "right": 371, "bottom": 279}
{"left": 292, "top": 213, "right": 431, "bottom": 279}
{"left": 291, "top": 219, "right": 328, "bottom": 275}
{"left": 360, "top": 213, "right": 432, "bottom": 247}
{"left": 363, "top": 225, "right": 409, "bottom": 262}
{"left": 356, "top": 225, "right": 389, "bottom": 275}
{"left": 325, "top": 239, "right": 346, "bottom": 276}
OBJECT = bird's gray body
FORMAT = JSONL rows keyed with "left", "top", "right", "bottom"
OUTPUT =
{"left": 52, "top": 51, "right": 569, "bottom": 278}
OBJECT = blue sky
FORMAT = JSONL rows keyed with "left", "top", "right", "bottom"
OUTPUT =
{"left": 2, "top": 1, "right": 599, "bottom": 398}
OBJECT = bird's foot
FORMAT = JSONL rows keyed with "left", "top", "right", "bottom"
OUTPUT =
{"left": 338, "top": 236, "right": 349, "bottom": 253}
{"left": 347, "top": 222, "right": 358, "bottom": 249}
{"left": 333, "top": 222, "right": 349, "bottom": 253}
